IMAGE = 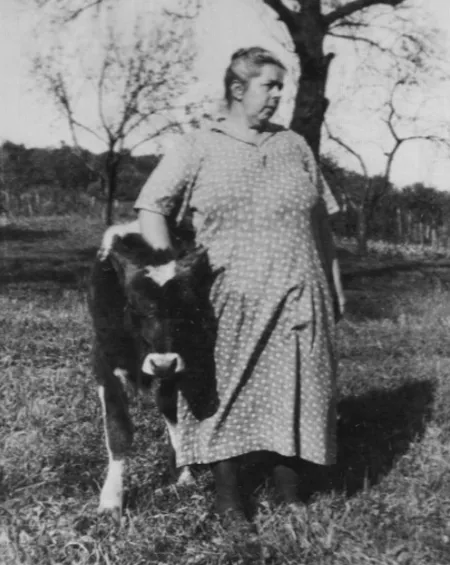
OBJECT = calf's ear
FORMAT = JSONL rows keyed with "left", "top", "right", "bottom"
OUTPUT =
{"left": 109, "top": 249, "right": 140, "bottom": 288}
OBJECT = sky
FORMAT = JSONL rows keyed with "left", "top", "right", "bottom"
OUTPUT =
{"left": 0, "top": 0, "right": 449, "bottom": 190}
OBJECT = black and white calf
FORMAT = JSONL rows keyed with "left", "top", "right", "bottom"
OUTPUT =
{"left": 88, "top": 234, "right": 217, "bottom": 515}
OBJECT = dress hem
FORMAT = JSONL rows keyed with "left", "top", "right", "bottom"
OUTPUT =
{"left": 176, "top": 444, "right": 336, "bottom": 468}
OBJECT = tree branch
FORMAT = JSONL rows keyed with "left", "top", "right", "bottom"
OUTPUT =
{"left": 325, "top": 122, "right": 369, "bottom": 179}
{"left": 63, "top": 0, "right": 103, "bottom": 23}
{"left": 324, "top": 0, "right": 404, "bottom": 27}
{"left": 385, "top": 78, "right": 406, "bottom": 143}
{"left": 382, "top": 78, "right": 450, "bottom": 183}
{"left": 128, "top": 122, "right": 183, "bottom": 153}
{"left": 327, "top": 31, "right": 392, "bottom": 53}
{"left": 97, "top": 56, "right": 114, "bottom": 144}
{"left": 163, "top": 0, "right": 203, "bottom": 19}
{"left": 329, "top": 19, "right": 370, "bottom": 30}
{"left": 262, "top": 0, "right": 300, "bottom": 38}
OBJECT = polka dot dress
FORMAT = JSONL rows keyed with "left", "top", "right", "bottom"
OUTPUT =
{"left": 135, "top": 119, "right": 340, "bottom": 467}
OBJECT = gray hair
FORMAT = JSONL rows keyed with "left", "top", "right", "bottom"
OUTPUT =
{"left": 224, "top": 47, "right": 286, "bottom": 107}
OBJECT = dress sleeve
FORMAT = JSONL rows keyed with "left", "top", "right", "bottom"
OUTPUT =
{"left": 134, "top": 133, "right": 200, "bottom": 225}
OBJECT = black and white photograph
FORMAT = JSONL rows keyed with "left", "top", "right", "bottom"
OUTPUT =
{"left": 1, "top": 1, "right": 449, "bottom": 563}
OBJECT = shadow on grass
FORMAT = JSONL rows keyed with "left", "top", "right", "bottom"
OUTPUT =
{"left": 0, "top": 226, "right": 68, "bottom": 242}
{"left": 22, "top": 381, "right": 433, "bottom": 517}
{"left": 306, "top": 379, "right": 435, "bottom": 498}
{"left": 0, "top": 247, "right": 98, "bottom": 288}
{"left": 48, "top": 452, "right": 105, "bottom": 499}
{"left": 342, "top": 260, "right": 450, "bottom": 282}
{"left": 1, "top": 452, "right": 104, "bottom": 504}
{"left": 343, "top": 289, "right": 398, "bottom": 321}
{"left": 342, "top": 266, "right": 450, "bottom": 321}
{"left": 240, "top": 380, "right": 434, "bottom": 510}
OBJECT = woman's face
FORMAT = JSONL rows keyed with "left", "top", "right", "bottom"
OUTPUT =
{"left": 241, "top": 64, "right": 285, "bottom": 127}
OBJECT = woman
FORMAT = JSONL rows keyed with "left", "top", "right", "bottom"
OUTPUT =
{"left": 102, "top": 47, "right": 345, "bottom": 522}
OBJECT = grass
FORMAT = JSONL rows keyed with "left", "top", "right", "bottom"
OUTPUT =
{"left": 1, "top": 216, "right": 450, "bottom": 564}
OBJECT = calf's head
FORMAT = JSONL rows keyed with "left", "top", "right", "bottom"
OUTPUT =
{"left": 110, "top": 235, "right": 210, "bottom": 384}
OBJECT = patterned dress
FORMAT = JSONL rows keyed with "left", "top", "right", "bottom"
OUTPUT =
{"left": 135, "top": 119, "right": 340, "bottom": 467}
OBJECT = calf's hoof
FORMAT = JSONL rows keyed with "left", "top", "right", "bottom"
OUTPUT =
{"left": 176, "top": 466, "right": 195, "bottom": 486}
{"left": 98, "top": 487, "right": 123, "bottom": 521}
{"left": 97, "top": 503, "right": 122, "bottom": 524}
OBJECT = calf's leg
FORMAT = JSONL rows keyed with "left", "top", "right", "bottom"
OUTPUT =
{"left": 156, "top": 379, "right": 194, "bottom": 486}
{"left": 97, "top": 371, "right": 133, "bottom": 515}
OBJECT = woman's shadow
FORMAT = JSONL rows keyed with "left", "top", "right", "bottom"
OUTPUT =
{"left": 241, "top": 379, "right": 435, "bottom": 504}
{"left": 328, "top": 379, "right": 434, "bottom": 496}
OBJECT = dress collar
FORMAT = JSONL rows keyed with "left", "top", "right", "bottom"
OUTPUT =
{"left": 208, "top": 116, "right": 285, "bottom": 147}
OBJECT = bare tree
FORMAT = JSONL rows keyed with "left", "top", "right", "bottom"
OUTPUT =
{"left": 261, "top": 0, "right": 443, "bottom": 155}
{"left": 382, "top": 78, "right": 448, "bottom": 184}
{"left": 325, "top": 76, "right": 449, "bottom": 253}
{"left": 33, "top": 5, "right": 197, "bottom": 224}
{"left": 325, "top": 123, "right": 373, "bottom": 253}
{"left": 34, "top": 0, "right": 442, "bottom": 159}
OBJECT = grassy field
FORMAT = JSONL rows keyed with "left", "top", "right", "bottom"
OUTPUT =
{"left": 1, "top": 216, "right": 450, "bottom": 564}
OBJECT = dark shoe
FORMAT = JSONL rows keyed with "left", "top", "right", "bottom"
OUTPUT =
{"left": 273, "top": 456, "right": 304, "bottom": 504}
{"left": 212, "top": 459, "right": 259, "bottom": 540}
{"left": 212, "top": 458, "right": 246, "bottom": 515}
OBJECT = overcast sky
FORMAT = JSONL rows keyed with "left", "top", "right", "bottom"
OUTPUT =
{"left": 0, "top": 0, "right": 449, "bottom": 190}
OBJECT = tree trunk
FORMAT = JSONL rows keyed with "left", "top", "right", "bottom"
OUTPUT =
{"left": 395, "top": 207, "right": 401, "bottom": 242}
{"left": 406, "top": 211, "right": 412, "bottom": 243}
{"left": 104, "top": 154, "right": 119, "bottom": 226}
{"left": 356, "top": 205, "right": 368, "bottom": 254}
{"left": 431, "top": 226, "right": 438, "bottom": 249}
{"left": 290, "top": 2, "right": 333, "bottom": 156}
{"left": 105, "top": 174, "right": 116, "bottom": 226}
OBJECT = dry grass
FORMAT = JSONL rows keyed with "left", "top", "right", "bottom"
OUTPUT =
{"left": 1, "top": 217, "right": 450, "bottom": 564}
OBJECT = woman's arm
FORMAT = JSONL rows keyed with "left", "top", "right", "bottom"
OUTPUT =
{"left": 331, "top": 256, "right": 345, "bottom": 320}
{"left": 315, "top": 206, "right": 345, "bottom": 321}
{"left": 138, "top": 210, "right": 173, "bottom": 251}
{"left": 98, "top": 219, "right": 140, "bottom": 260}
{"left": 99, "top": 133, "right": 197, "bottom": 263}
{"left": 98, "top": 211, "right": 173, "bottom": 260}
{"left": 98, "top": 212, "right": 176, "bottom": 284}
{"left": 138, "top": 210, "right": 175, "bottom": 284}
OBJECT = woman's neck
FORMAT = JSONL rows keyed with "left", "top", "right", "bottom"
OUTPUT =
{"left": 224, "top": 106, "right": 265, "bottom": 138}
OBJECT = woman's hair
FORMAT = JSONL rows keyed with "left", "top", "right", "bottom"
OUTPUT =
{"left": 224, "top": 47, "right": 286, "bottom": 106}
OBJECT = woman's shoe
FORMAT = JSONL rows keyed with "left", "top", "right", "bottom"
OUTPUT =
{"left": 212, "top": 457, "right": 259, "bottom": 532}
{"left": 212, "top": 458, "right": 246, "bottom": 516}
{"left": 273, "top": 456, "right": 304, "bottom": 504}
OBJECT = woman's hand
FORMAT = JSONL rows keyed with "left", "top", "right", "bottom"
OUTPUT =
{"left": 335, "top": 288, "right": 346, "bottom": 322}
{"left": 331, "top": 258, "right": 345, "bottom": 322}
{"left": 98, "top": 220, "right": 140, "bottom": 261}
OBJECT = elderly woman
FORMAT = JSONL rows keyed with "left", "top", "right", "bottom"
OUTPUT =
{"left": 102, "top": 47, "right": 345, "bottom": 523}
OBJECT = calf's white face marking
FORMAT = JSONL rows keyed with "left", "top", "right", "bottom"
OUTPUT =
{"left": 177, "top": 466, "right": 195, "bottom": 486}
{"left": 144, "top": 262, "right": 176, "bottom": 287}
{"left": 97, "top": 386, "right": 125, "bottom": 514}
{"left": 141, "top": 353, "right": 185, "bottom": 375}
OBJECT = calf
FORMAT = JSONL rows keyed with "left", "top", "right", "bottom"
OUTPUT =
{"left": 88, "top": 234, "right": 217, "bottom": 516}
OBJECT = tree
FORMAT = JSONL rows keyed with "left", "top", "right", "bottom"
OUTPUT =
{"left": 33, "top": 3, "right": 197, "bottom": 224}
{"left": 35, "top": 0, "right": 437, "bottom": 156}
{"left": 325, "top": 123, "right": 375, "bottom": 253}
{"left": 261, "top": 0, "right": 444, "bottom": 155}
{"left": 52, "top": 145, "right": 93, "bottom": 192}
{"left": 325, "top": 73, "right": 449, "bottom": 253}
